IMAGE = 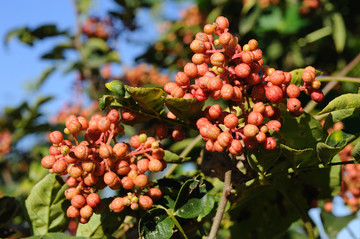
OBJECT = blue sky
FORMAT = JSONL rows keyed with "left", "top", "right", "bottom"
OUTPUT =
{"left": 0, "top": 0, "right": 188, "bottom": 115}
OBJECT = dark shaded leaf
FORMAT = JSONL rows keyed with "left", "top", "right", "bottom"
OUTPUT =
{"left": 165, "top": 98, "right": 204, "bottom": 120}
{"left": 138, "top": 208, "right": 174, "bottom": 239}
{"left": 352, "top": 141, "right": 360, "bottom": 163}
{"left": 125, "top": 86, "right": 166, "bottom": 114}
{"left": 246, "top": 145, "right": 282, "bottom": 173}
{"left": 279, "top": 111, "right": 326, "bottom": 149}
{"left": 280, "top": 144, "right": 315, "bottom": 168}
{"left": 321, "top": 210, "right": 356, "bottom": 239}
{"left": 0, "top": 197, "right": 19, "bottom": 227}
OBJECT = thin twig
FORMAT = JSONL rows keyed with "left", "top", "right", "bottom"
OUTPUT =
{"left": 207, "top": 169, "right": 232, "bottom": 239}
{"left": 318, "top": 76, "right": 360, "bottom": 83}
{"left": 304, "top": 52, "right": 360, "bottom": 113}
{"left": 164, "top": 134, "right": 203, "bottom": 177}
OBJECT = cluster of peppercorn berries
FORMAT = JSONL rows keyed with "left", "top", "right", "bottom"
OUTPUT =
{"left": 163, "top": 16, "right": 324, "bottom": 155}
{"left": 81, "top": 16, "right": 115, "bottom": 40}
{"left": 41, "top": 109, "right": 165, "bottom": 223}
{"left": 338, "top": 133, "right": 360, "bottom": 212}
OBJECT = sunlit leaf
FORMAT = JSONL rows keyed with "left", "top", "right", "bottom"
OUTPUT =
{"left": 25, "top": 174, "right": 69, "bottom": 235}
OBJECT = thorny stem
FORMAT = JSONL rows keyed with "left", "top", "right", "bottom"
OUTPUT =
{"left": 164, "top": 134, "right": 203, "bottom": 177}
{"left": 207, "top": 169, "right": 232, "bottom": 239}
{"left": 304, "top": 52, "right": 360, "bottom": 113}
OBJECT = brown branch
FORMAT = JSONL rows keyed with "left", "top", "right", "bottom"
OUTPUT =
{"left": 207, "top": 169, "right": 232, "bottom": 239}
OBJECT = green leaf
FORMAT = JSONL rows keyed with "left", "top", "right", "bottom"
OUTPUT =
{"left": 5, "top": 27, "right": 35, "bottom": 45}
{"left": 34, "top": 67, "right": 56, "bottom": 89}
{"left": 289, "top": 68, "right": 323, "bottom": 86}
{"left": 76, "top": 198, "right": 125, "bottom": 238}
{"left": 25, "top": 174, "right": 69, "bottom": 235}
{"left": 281, "top": 5, "right": 308, "bottom": 34}
{"left": 280, "top": 144, "right": 315, "bottom": 168}
{"left": 279, "top": 111, "right": 326, "bottom": 149}
{"left": 316, "top": 142, "right": 345, "bottom": 165}
{"left": 31, "top": 25, "right": 66, "bottom": 39}
{"left": 125, "top": 86, "right": 166, "bottom": 114}
{"left": 41, "top": 43, "right": 73, "bottom": 60}
{"left": 174, "top": 177, "right": 215, "bottom": 219}
{"left": 105, "top": 80, "right": 126, "bottom": 97}
{"left": 321, "top": 211, "right": 356, "bottom": 239}
{"left": 246, "top": 145, "right": 282, "bottom": 173}
{"left": 165, "top": 98, "right": 204, "bottom": 120}
{"left": 331, "top": 13, "right": 346, "bottom": 53}
{"left": 323, "top": 109, "right": 358, "bottom": 131}
{"left": 163, "top": 150, "right": 191, "bottom": 164}
{"left": 26, "top": 233, "right": 86, "bottom": 239}
{"left": 99, "top": 95, "right": 129, "bottom": 110}
{"left": 0, "top": 197, "right": 19, "bottom": 227}
{"left": 352, "top": 141, "right": 360, "bottom": 163}
{"left": 318, "top": 93, "right": 360, "bottom": 115}
{"left": 317, "top": 130, "right": 357, "bottom": 164}
{"left": 258, "top": 7, "right": 283, "bottom": 32}
{"left": 138, "top": 208, "right": 174, "bottom": 239}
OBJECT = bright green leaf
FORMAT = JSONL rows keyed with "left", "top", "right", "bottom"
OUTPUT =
{"left": 105, "top": 80, "right": 126, "bottom": 97}
{"left": 138, "top": 208, "right": 174, "bottom": 239}
{"left": 163, "top": 150, "right": 191, "bottom": 164}
{"left": 25, "top": 174, "right": 69, "bottom": 235}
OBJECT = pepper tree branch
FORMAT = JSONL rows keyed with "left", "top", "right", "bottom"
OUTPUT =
{"left": 207, "top": 168, "right": 232, "bottom": 239}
